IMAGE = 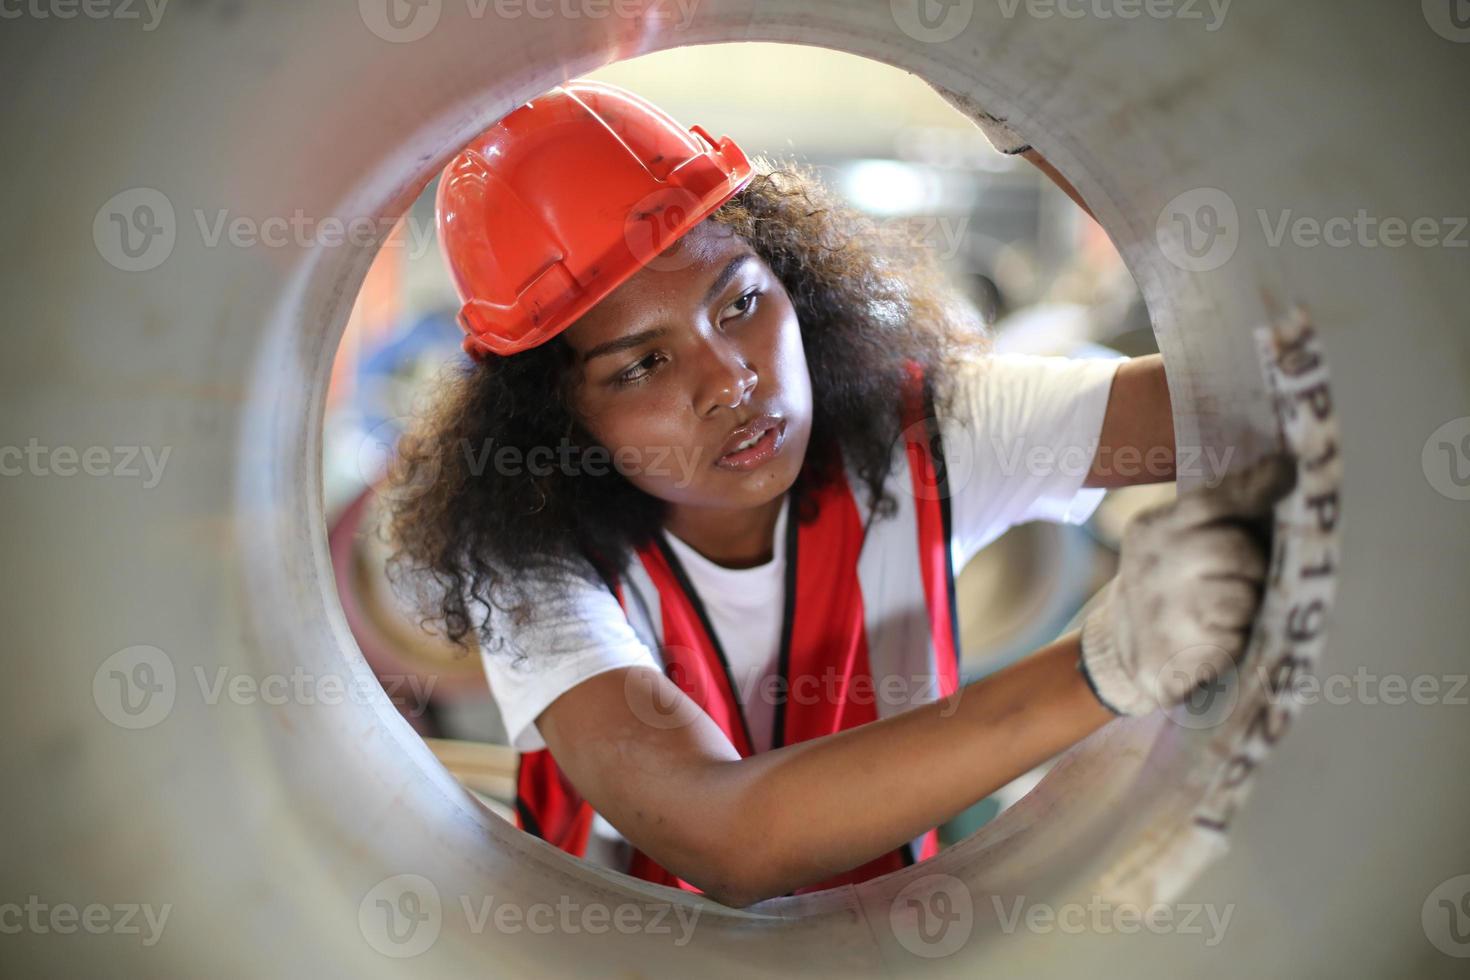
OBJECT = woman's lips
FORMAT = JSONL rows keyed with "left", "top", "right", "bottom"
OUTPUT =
{"left": 715, "top": 416, "right": 786, "bottom": 471}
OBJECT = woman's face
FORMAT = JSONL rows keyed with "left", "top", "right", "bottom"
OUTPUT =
{"left": 561, "top": 219, "right": 814, "bottom": 515}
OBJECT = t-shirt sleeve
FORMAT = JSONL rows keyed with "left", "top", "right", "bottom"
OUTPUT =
{"left": 478, "top": 561, "right": 660, "bottom": 753}
{"left": 938, "top": 351, "right": 1126, "bottom": 564}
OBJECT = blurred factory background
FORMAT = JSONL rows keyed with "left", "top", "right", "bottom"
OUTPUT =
{"left": 321, "top": 44, "right": 1174, "bottom": 845}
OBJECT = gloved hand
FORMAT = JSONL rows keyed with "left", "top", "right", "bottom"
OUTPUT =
{"left": 1078, "top": 454, "right": 1297, "bottom": 716}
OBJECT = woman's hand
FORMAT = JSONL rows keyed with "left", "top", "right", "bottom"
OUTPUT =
{"left": 1079, "top": 454, "right": 1297, "bottom": 715}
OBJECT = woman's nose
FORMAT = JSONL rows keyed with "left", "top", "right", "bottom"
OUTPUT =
{"left": 694, "top": 338, "right": 758, "bottom": 416}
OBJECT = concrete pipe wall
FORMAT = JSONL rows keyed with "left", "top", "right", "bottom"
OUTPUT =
{"left": 2, "top": 1, "right": 1467, "bottom": 976}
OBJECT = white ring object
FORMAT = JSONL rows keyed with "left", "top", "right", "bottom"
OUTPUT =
{"left": 3, "top": 2, "right": 1467, "bottom": 975}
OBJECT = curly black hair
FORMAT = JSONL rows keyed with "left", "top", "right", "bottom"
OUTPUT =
{"left": 383, "top": 157, "right": 988, "bottom": 652}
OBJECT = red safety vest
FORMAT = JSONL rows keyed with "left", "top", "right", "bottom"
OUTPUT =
{"left": 514, "top": 371, "right": 961, "bottom": 896}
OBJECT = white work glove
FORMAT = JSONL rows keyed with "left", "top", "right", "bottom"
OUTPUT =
{"left": 926, "top": 83, "right": 1033, "bottom": 155}
{"left": 1078, "top": 454, "right": 1297, "bottom": 716}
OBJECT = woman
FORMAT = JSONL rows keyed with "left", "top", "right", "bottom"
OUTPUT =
{"left": 388, "top": 80, "right": 1292, "bottom": 908}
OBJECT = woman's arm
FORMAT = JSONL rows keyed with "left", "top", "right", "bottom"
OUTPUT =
{"left": 535, "top": 631, "right": 1111, "bottom": 908}
{"left": 1085, "top": 353, "right": 1177, "bottom": 488}
{"left": 535, "top": 449, "right": 1287, "bottom": 909}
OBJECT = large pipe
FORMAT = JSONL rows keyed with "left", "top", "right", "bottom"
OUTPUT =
{"left": 3, "top": 2, "right": 1466, "bottom": 976}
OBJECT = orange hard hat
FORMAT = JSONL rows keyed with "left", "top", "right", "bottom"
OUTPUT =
{"left": 435, "top": 80, "right": 756, "bottom": 360}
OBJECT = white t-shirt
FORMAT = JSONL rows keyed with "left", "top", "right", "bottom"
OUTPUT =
{"left": 481, "top": 352, "right": 1125, "bottom": 755}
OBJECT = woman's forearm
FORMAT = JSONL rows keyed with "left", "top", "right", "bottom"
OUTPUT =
{"left": 711, "top": 632, "right": 1113, "bottom": 905}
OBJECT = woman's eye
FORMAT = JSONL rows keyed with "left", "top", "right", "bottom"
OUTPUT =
{"left": 721, "top": 288, "right": 762, "bottom": 323}
{"left": 616, "top": 352, "right": 665, "bottom": 387}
